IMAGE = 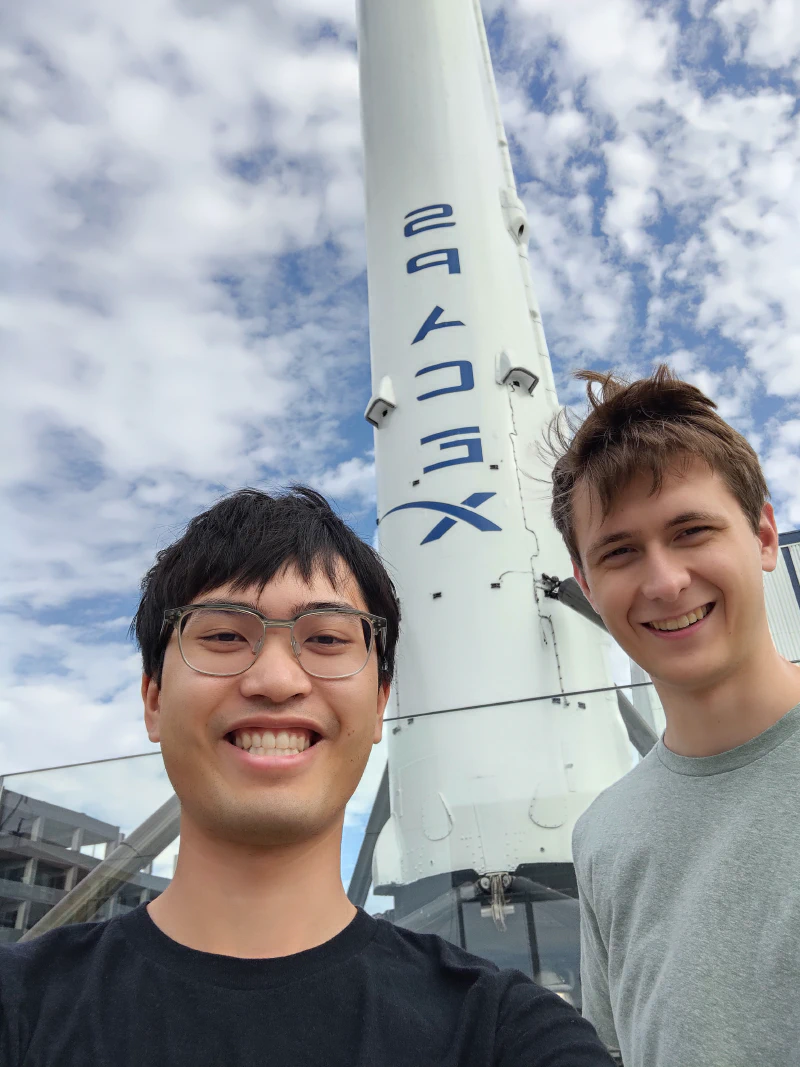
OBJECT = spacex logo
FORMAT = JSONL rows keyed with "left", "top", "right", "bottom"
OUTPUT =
{"left": 381, "top": 492, "right": 502, "bottom": 544}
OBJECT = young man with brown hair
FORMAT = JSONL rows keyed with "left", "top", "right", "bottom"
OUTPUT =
{"left": 549, "top": 367, "right": 800, "bottom": 1067}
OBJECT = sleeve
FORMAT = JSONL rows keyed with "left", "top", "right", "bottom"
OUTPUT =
{"left": 573, "top": 823, "right": 620, "bottom": 1056}
{"left": 0, "top": 952, "right": 23, "bottom": 1067}
{"left": 494, "top": 974, "right": 617, "bottom": 1067}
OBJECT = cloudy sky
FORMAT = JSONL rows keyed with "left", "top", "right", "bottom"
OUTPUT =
{"left": 3, "top": 0, "right": 800, "bottom": 890}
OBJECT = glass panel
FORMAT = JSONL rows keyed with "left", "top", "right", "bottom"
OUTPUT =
{"left": 3, "top": 752, "right": 174, "bottom": 833}
{"left": 531, "top": 898, "right": 583, "bottom": 1010}
{"left": 0, "top": 753, "right": 178, "bottom": 940}
{"left": 0, "top": 676, "right": 666, "bottom": 971}
{"left": 392, "top": 885, "right": 463, "bottom": 944}
{"left": 462, "top": 900, "right": 534, "bottom": 977}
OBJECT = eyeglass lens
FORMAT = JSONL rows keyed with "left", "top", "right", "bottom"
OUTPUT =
{"left": 177, "top": 608, "right": 373, "bottom": 678}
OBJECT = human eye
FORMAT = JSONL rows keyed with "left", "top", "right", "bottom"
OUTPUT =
{"left": 601, "top": 545, "right": 633, "bottom": 564}
{"left": 201, "top": 629, "right": 248, "bottom": 645}
{"left": 297, "top": 613, "right": 360, "bottom": 654}
{"left": 677, "top": 525, "right": 712, "bottom": 540}
{"left": 184, "top": 610, "right": 258, "bottom": 653}
{"left": 307, "top": 629, "right": 351, "bottom": 649}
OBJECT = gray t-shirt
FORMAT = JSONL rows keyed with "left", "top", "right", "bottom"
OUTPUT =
{"left": 573, "top": 702, "right": 800, "bottom": 1067}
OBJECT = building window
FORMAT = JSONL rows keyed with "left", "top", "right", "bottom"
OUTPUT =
{"left": 34, "top": 864, "right": 67, "bottom": 891}
{"left": 0, "top": 861, "right": 27, "bottom": 883}
{"left": 0, "top": 905, "right": 19, "bottom": 929}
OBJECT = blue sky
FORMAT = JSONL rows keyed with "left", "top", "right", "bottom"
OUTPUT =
{"left": 3, "top": 0, "right": 800, "bottom": 891}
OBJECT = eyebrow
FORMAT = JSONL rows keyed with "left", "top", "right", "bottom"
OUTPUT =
{"left": 587, "top": 510, "right": 725, "bottom": 560}
{"left": 290, "top": 599, "right": 359, "bottom": 615}
{"left": 191, "top": 597, "right": 359, "bottom": 617}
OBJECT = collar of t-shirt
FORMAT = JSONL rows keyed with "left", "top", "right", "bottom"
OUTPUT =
{"left": 655, "top": 700, "right": 800, "bottom": 777}
{"left": 119, "top": 903, "right": 378, "bottom": 989}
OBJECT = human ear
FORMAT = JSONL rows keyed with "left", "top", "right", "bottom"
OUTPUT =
{"left": 572, "top": 558, "right": 598, "bottom": 610}
{"left": 142, "top": 674, "right": 162, "bottom": 743}
{"left": 373, "top": 681, "right": 390, "bottom": 744}
{"left": 758, "top": 503, "right": 780, "bottom": 574}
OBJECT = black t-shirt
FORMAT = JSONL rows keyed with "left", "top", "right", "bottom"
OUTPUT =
{"left": 0, "top": 905, "right": 614, "bottom": 1066}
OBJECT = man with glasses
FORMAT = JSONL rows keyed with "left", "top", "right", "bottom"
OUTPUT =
{"left": 0, "top": 487, "right": 614, "bottom": 1066}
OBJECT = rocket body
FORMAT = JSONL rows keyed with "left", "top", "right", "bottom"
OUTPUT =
{"left": 358, "top": 0, "right": 631, "bottom": 901}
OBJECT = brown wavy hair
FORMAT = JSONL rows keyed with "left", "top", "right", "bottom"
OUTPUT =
{"left": 548, "top": 364, "right": 769, "bottom": 565}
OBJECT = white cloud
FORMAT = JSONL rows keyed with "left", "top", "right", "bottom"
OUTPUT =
{"left": 713, "top": 0, "right": 800, "bottom": 68}
{"left": 492, "top": 0, "right": 800, "bottom": 524}
{"left": 315, "top": 455, "right": 376, "bottom": 504}
{"left": 1, "top": 0, "right": 375, "bottom": 781}
{"left": 602, "top": 134, "right": 659, "bottom": 257}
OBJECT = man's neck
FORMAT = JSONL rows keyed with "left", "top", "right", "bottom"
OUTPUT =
{"left": 655, "top": 642, "right": 800, "bottom": 758}
{"left": 147, "top": 816, "right": 356, "bottom": 959}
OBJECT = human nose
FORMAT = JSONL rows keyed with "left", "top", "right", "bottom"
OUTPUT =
{"left": 638, "top": 545, "right": 691, "bottom": 603}
{"left": 237, "top": 628, "right": 313, "bottom": 702}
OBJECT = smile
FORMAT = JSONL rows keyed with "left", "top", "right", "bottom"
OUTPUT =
{"left": 225, "top": 727, "right": 320, "bottom": 759}
{"left": 643, "top": 602, "right": 714, "bottom": 633}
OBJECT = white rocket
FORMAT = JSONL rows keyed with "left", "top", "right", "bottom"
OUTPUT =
{"left": 24, "top": 0, "right": 641, "bottom": 963}
{"left": 356, "top": 0, "right": 634, "bottom": 993}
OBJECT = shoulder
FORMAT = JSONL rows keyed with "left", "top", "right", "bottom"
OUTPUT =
{"left": 366, "top": 919, "right": 612, "bottom": 1063}
{"left": 370, "top": 915, "right": 502, "bottom": 978}
{"left": 369, "top": 918, "right": 578, "bottom": 1014}
{"left": 369, "top": 916, "right": 534, "bottom": 999}
{"left": 0, "top": 917, "right": 119, "bottom": 1063}
{"left": 0, "top": 915, "right": 122, "bottom": 993}
{"left": 573, "top": 748, "right": 664, "bottom": 859}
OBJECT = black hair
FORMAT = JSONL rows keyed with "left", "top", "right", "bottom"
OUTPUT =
{"left": 132, "top": 486, "right": 400, "bottom": 687}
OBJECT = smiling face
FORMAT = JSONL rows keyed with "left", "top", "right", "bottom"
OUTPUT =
{"left": 572, "top": 459, "right": 779, "bottom": 695}
{"left": 142, "top": 562, "right": 389, "bottom": 849}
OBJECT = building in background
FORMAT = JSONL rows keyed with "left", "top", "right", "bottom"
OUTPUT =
{"left": 0, "top": 787, "right": 168, "bottom": 943}
{"left": 631, "top": 529, "right": 800, "bottom": 737}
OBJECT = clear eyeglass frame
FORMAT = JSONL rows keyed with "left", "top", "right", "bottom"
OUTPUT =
{"left": 162, "top": 603, "right": 388, "bottom": 680}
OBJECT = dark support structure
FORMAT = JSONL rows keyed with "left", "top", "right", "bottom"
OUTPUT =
{"left": 542, "top": 575, "right": 606, "bottom": 629}
{"left": 542, "top": 574, "right": 659, "bottom": 757}
{"left": 347, "top": 764, "right": 390, "bottom": 907}
{"left": 616, "top": 691, "right": 658, "bottom": 757}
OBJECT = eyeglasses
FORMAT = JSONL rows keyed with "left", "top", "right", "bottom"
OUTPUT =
{"left": 163, "top": 603, "right": 387, "bottom": 679}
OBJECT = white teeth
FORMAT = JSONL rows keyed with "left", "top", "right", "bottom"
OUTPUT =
{"left": 650, "top": 605, "right": 710, "bottom": 631}
{"left": 231, "top": 728, "right": 313, "bottom": 754}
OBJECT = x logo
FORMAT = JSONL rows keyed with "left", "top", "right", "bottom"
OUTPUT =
{"left": 381, "top": 492, "right": 501, "bottom": 544}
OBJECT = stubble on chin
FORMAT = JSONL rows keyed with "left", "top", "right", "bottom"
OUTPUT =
{"left": 187, "top": 784, "right": 335, "bottom": 849}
